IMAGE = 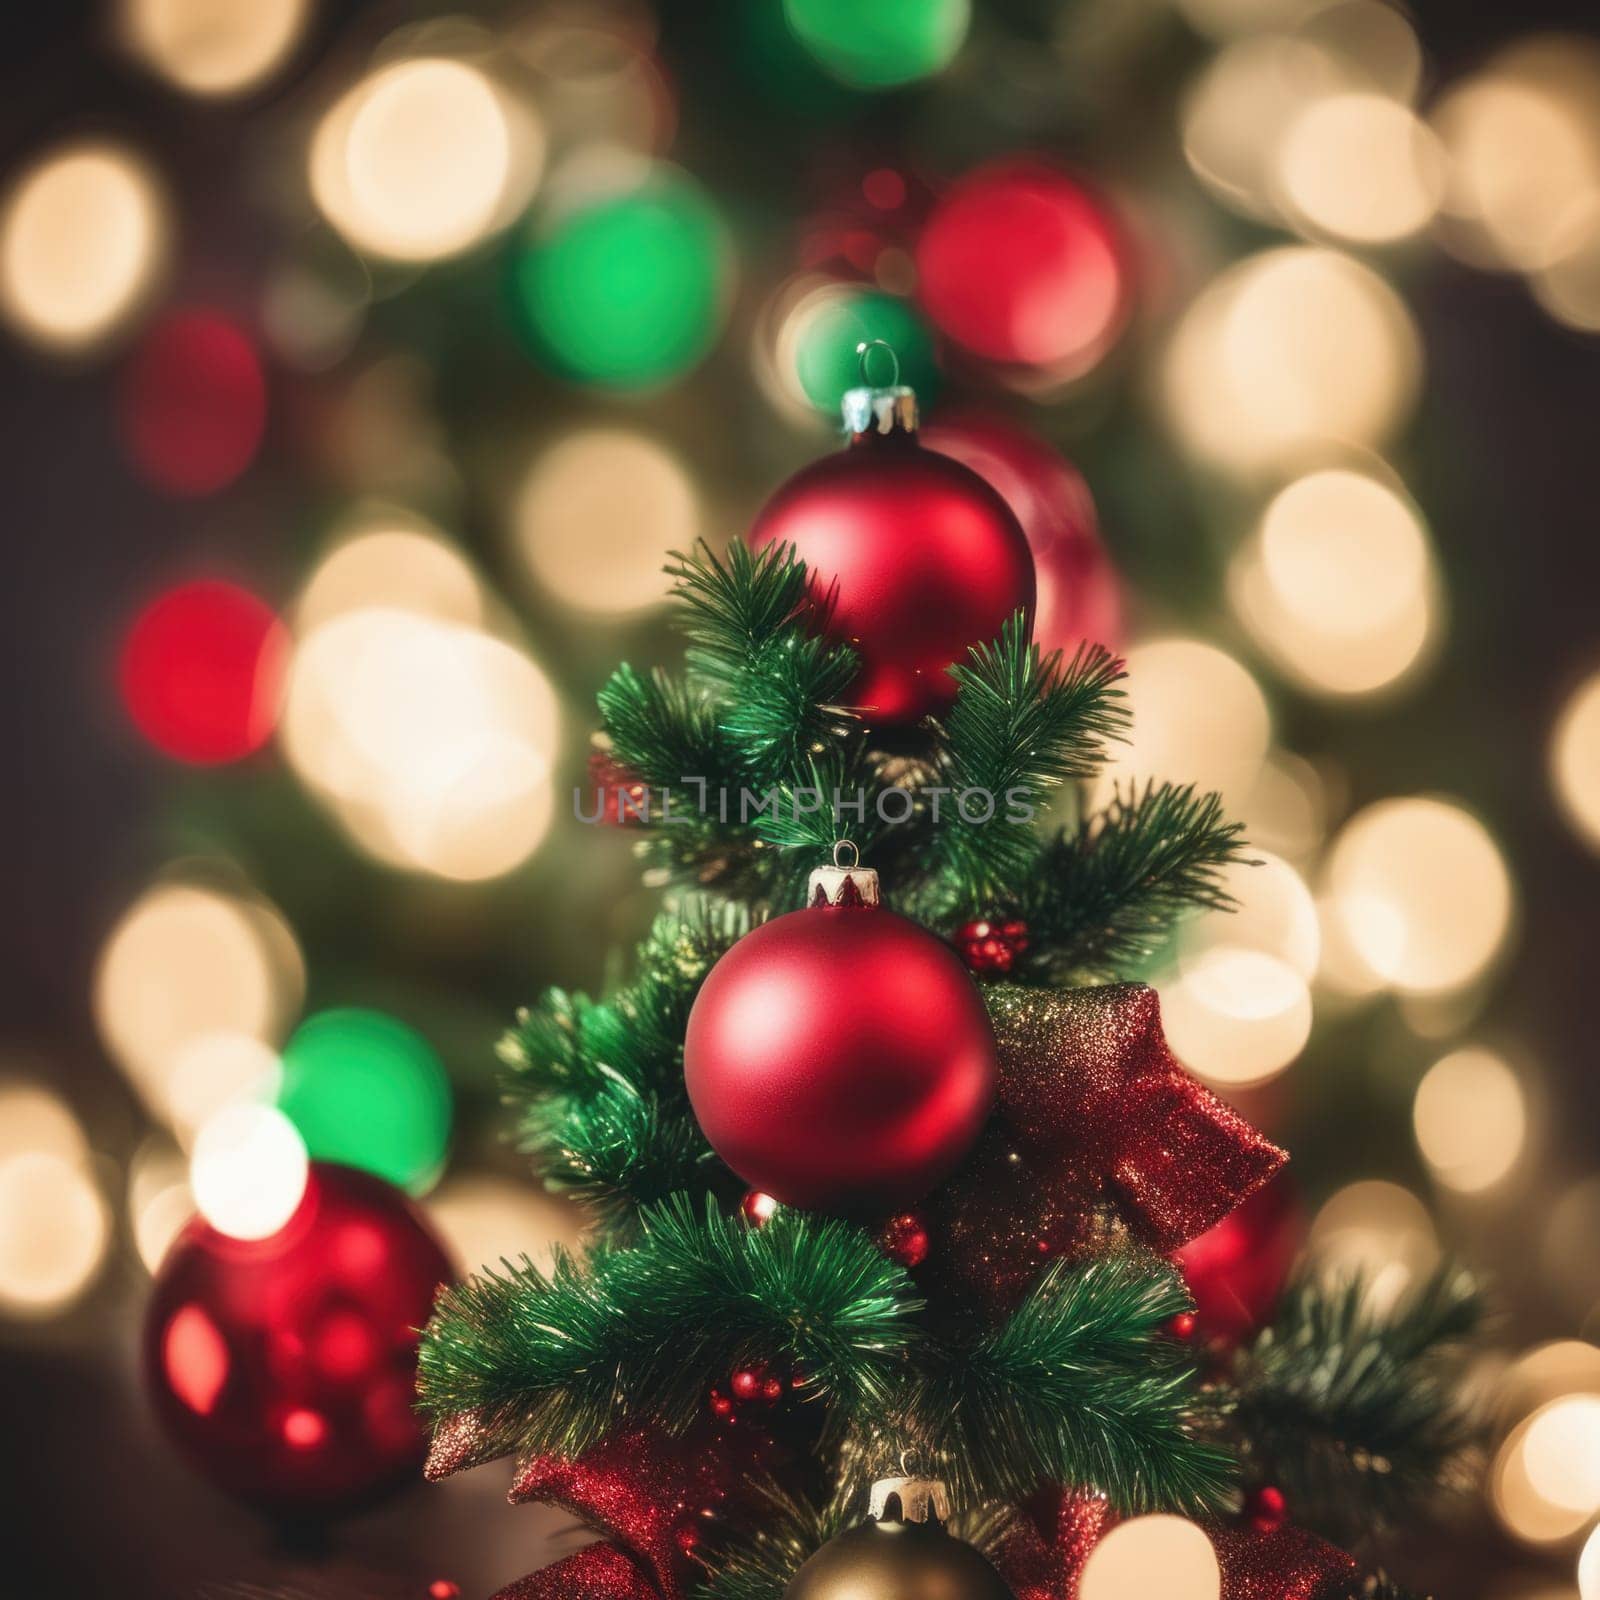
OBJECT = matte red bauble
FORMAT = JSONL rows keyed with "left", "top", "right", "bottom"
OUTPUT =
{"left": 749, "top": 376, "right": 1034, "bottom": 728}
{"left": 916, "top": 162, "right": 1128, "bottom": 379}
{"left": 922, "top": 415, "right": 1123, "bottom": 657}
{"left": 1174, "top": 1173, "right": 1301, "bottom": 1345}
{"left": 684, "top": 853, "right": 996, "bottom": 1211}
{"left": 144, "top": 1162, "right": 454, "bottom": 1515}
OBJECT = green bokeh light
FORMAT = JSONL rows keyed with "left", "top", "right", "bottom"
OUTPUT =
{"left": 794, "top": 290, "right": 939, "bottom": 415}
{"left": 782, "top": 0, "right": 970, "bottom": 89}
{"left": 275, "top": 1009, "right": 452, "bottom": 1195}
{"left": 515, "top": 172, "right": 730, "bottom": 388}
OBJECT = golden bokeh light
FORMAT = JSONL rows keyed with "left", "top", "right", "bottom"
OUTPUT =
{"left": 1308, "top": 1179, "right": 1438, "bottom": 1308}
{"left": 1494, "top": 1395, "right": 1600, "bottom": 1546}
{"left": 1532, "top": 199, "right": 1600, "bottom": 333}
{"left": 0, "top": 1151, "right": 109, "bottom": 1319}
{"left": 0, "top": 1080, "right": 90, "bottom": 1168}
{"left": 129, "top": 1137, "right": 193, "bottom": 1275}
{"left": 282, "top": 607, "right": 560, "bottom": 880}
{"left": 1323, "top": 797, "right": 1514, "bottom": 995}
{"left": 1298, "top": 0, "right": 1424, "bottom": 104}
{"left": 1079, "top": 1515, "right": 1220, "bottom": 1600}
{"left": 1582, "top": 1520, "right": 1600, "bottom": 1600}
{"left": 165, "top": 1032, "right": 281, "bottom": 1150}
{"left": 1503, "top": 1342, "right": 1600, "bottom": 1431}
{"left": 513, "top": 430, "right": 699, "bottom": 615}
{"left": 1163, "top": 947, "right": 1313, "bottom": 1088}
{"left": 190, "top": 1103, "right": 308, "bottom": 1241}
{"left": 1551, "top": 673, "right": 1600, "bottom": 855}
{"left": 1230, "top": 468, "right": 1438, "bottom": 698}
{"left": 93, "top": 881, "right": 305, "bottom": 1123}
{"left": 0, "top": 141, "right": 168, "bottom": 352}
{"left": 296, "top": 515, "right": 486, "bottom": 634}
{"left": 1543, "top": 1184, "right": 1600, "bottom": 1324}
{"left": 1186, "top": 851, "right": 1321, "bottom": 977}
{"left": 1166, "top": 246, "right": 1421, "bottom": 478}
{"left": 1169, "top": 0, "right": 1319, "bottom": 42}
{"left": 427, "top": 1175, "right": 588, "bottom": 1279}
{"left": 1412, "top": 1047, "right": 1527, "bottom": 1193}
{"left": 1105, "top": 639, "right": 1271, "bottom": 805}
{"left": 1275, "top": 93, "right": 1444, "bottom": 243}
{"left": 1240, "top": 751, "right": 1328, "bottom": 865}
{"left": 311, "top": 56, "right": 540, "bottom": 263}
{"left": 119, "top": 0, "right": 311, "bottom": 97}
{"left": 1433, "top": 40, "right": 1600, "bottom": 274}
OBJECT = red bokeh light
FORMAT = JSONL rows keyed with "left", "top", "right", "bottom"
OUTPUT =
{"left": 118, "top": 578, "right": 288, "bottom": 764}
{"left": 916, "top": 161, "right": 1129, "bottom": 377}
{"left": 119, "top": 309, "right": 267, "bottom": 498}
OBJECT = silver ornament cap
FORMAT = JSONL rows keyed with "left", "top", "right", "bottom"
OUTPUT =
{"left": 868, "top": 1477, "right": 952, "bottom": 1525}
{"left": 842, "top": 340, "right": 918, "bottom": 439}
{"left": 808, "top": 840, "right": 881, "bottom": 908}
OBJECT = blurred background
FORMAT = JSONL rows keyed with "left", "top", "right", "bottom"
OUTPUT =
{"left": 4, "top": 0, "right": 1600, "bottom": 1595}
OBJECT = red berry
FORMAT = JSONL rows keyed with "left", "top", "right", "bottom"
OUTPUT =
{"left": 880, "top": 1212, "right": 930, "bottom": 1268}
{"left": 1168, "top": 1311, "right": 1198, "bottom": 1341}
{"left": 761, "top": 1376, "right": 784, "bottom": 1403}
{"left": 730, "top": 1367, "right": 764, "bottom": 1403}
{"left": 709, "top": 1388, "right": 735, "bottom": 1421}
{"left": 740, "top": 1190, "right": 780, "bottom": 1227}
{"left": 1245, "top": 1484, "right": 1288, "bottom": 1532}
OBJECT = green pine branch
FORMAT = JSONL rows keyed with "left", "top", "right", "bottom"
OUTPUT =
{"left": 419, "top": 1196, "right": 919, "bottom": 1468}
{"left": 849, "top": 1253, "right": 1235, "bottom": 1516}
{"left": 915, "top": 619, "right": 1127, "bottom": 919}
{"left": 1019, "top": 781, "right": 1250, "bottom": 980}
{"left": 1223, "top": 1263, "right": 1488, "bottom": 1542}
{"left": 501, "top": 907, "right": 743, "bottom": 1223}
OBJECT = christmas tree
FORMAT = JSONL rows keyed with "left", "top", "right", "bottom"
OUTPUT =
{"left": 415, "top": 384, "right": 1484, "bottom": 1600}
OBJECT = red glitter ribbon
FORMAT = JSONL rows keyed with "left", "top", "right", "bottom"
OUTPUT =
{"left": 994, "top": 1492, "right": 1358, "bottom": 1600}
{"left": 930, "top": 984, "right": 1286, "bottom": 1310}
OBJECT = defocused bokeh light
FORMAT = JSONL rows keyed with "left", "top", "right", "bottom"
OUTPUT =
{"left": 427, "top": 1175, "right": 587, "bottom": 1278}
{"left": 1079, "top": 1515, "right": 1220, "bottom": 1600}
{"left": 311, "top": 55, "right": 537, "bottom": 264}
{"left": 189, "top": 1103, "right": 308, "bottom": 1241}
{"left": 0, "top": 1150, "right": 110, "bottom": 1319}
{"left": 117, "top": 309, "right": 268, "bottom": 497}
{"left": 513, "top": 429, "right": 699, "bottom": 615}
{"left": 118, "top": 0, "right": 312, "bottom": 98}
{"left": 782, "top": 0, "right": 970, "bottom": 89}
{"left": 118, "top": 579, "right": 289, "bottom": 764}
{"left": 1308, "top": 1179, "right": 1439, "bottom": 1308}
{"left": 1165, "top": 246, "right": 1421, "bottom": 477}
{"left": 275, "top": 1009, "right": 452, "bottom": 1195}
{"left": 129, "top": 1138, "right": 195, "bottom": 1275}
{"left": 0, "top": 140, "right": 168, "bottom": 352}
{"left": 165, "top": 1033, "right": 281, "bottom": 1150}
{"left": 94, "top": 879, "right": 305, "bottom": 1123}
{"left": 282, "top": 604, "right": 559, "bottom": 880}
{"left": 1103, "top": 638, "right": 1271, "bottom": 805}
{"left": 1413, "top": 1047, "right": 1527, "bottom": 1193}
{"left": 1551, "top": 672, "right": 1600, "bottom": 854}
{"left": 296, "top": 512, "right": 485, "bottom": 633}
{"left": 917, "top": 162, "right": 1127, "bottom": 380}
{"left": 1230, "top": 468, "right": 1439, "bottom": 698}
{"left": 514, "top": 166, "right": 730, "bottom": 388}
{"left": 1322, "top": 797, "right": 1514, "bottom": 995}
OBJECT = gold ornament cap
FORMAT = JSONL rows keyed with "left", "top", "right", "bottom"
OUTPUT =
{"left": 842, "top": 340, "right": 918, "bottom": 439}
{"left": 868, "top": 1477, "right": 952, "bottom": 1525}
{"left": 808, "top": 840, "right": 881, "bottom": 908}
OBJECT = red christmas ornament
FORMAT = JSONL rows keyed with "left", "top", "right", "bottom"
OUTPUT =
{"left": 1174, "top": 1173, "right": 1302, "bottom": 1346}
{"left": 119, "top": 578, "right": 289, "bottom": 764}
{"left": 586, "top": 749, "right": 653, "bottom": 825}
{"left": 922, "top": 415, "right": 1123, "bottom": 658}
{"left": 956, "top": 917, "right": 1031, "bottom": 976}
{"left": 118, "top": 309, "right": 268, "bottom": 497}
{"left": 143, "top": 1163, "right": 453, "bottom": 1515}
{"left": 1244, "top": 1485, "right": 1290, "bottom": 1534}
{"left": 748, "top": 357, "right": 1034, "bottom": 728}
{"left": 916, "top": 161, "right": 1129, "bottom": 380}
{"left": 684, "top": 847, "right": 996, "bottom": 1211}
{"left": 879, "top": 1211, "right": 931, "bottom": 1268}
{"left": 741, "top": 1189, "right": 781, "bottom": 1227}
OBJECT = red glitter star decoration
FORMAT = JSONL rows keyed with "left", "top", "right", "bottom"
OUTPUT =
{"left": 926, "top": 984, "right": 1287, "bottom": 1312}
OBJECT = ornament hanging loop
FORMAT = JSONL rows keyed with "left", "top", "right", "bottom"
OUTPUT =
{"left": 856, "top": 339, "right": 901, "bottom": 388}
{"left": 832, "top": 838, "right": 861, "bottom": 869}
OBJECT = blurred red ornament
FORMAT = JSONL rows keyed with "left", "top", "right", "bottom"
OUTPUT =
{"left": 923, "top": 416, "right": 1123, "bottom": 657}
{"left": 916, "top": 162, "right": 1129, "bottom": 379}
{"left": 586, "top": 750, "right": 652, "bottom": 825}
{"left": 119, "top": 578, "right": 289, "bottom": 763}
{"left": 684, "top": 858, "right": 995, "bottom": 1211}
{"left": 879, "top": 1211, "right": 930, "bottom": 1268}
{"left": 955, "top": 917, "right": 1031, "bottom": 976}
{"left": 729, "top": 1363, "right": 784, "bottom": 1405}
{"left": 749, "top": 398, "right": 1034, "bottom": 728}
{"left": 740, "top": 1189, "right": 780, "bottom": 1227}
{"left": 1168, "top": 1311, "right": 1198, "bottom": 1341}
{"left": 143, "top": 1163, "right": 453, "bottom": 1516}
{"left": 1244, "top": 1485, "right": 1290, "bottom": 1533}
{"left": 1174, "top": 1173, "right": 1301, "bottom": 1345}
{"left": 119, "top": 309, "right": 267, "bottom": 497}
